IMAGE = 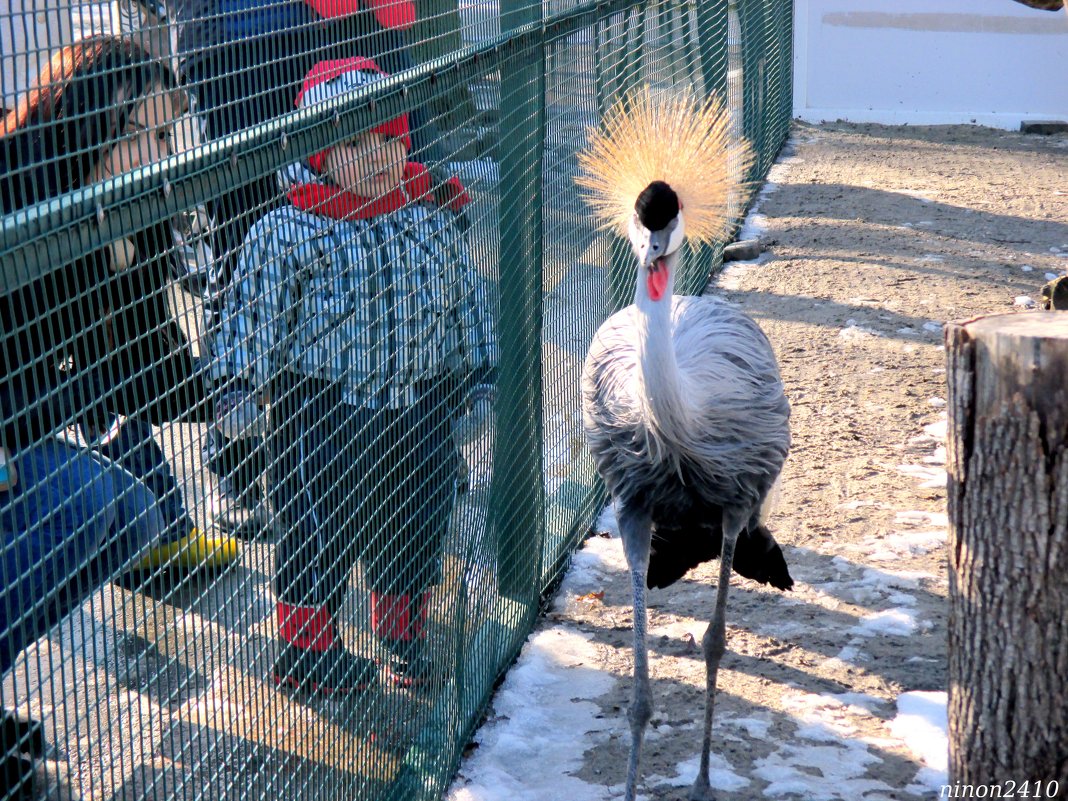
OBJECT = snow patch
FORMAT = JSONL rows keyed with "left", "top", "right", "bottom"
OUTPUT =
{"left": 783, "top": 692, "right": 887, "bottom": 736}
{"left": 923, "top": 418, "right": 947, "bottom": 440}
{"left": 646, "top": 752, "right": 750, "bottom": 792}
{"left": 839, "top": 323, "right": 882, "bottom": 342}
{"left": 889, "top": 691, "right": 949, "bottom": 791}
{"left": 898, "top": 414, "right": 948, "bottom": 488}
{"left": 593, "top": 504, "right": 619, "bottom": 537}
{"left": 446, "top": 628, "right": 617, "bottom": 801}
{"left": 825, "top": 638, "right": 865, "bottom": 666}
{"left": 718, "top": 252, "right": 773, "bottom": 290}
{"left": 726, "top": 716, "right": 773, "bottom": 739}
{"left": 754, "top": 741, "right": 890, "bottom": 799}
{"left": 734, "top": 143, "right": 796, "bottom": 243}
{"left": 851, "top": 608, "right": 919, "bottom": 637}
{"left": 753, "top": 620, "right": 813, "bottom": 640}
{"left": 559, "top": 531, "right": 628, "bottom": 598}
{"left": 866, "top": 529, "right": 946, "bottom": 561}
{"left": 749, "top": 692, "right": 898, "bottom": 798}
{"left": 739, "top": 212, "right": 770, "bottom": 243}
{"left": 895, "top": 463, "right": 947, "bottom": 488}
{"left": 648, "top": 619, "right": 705, "bottom": 643}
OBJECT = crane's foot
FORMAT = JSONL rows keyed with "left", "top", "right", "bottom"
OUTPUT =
{"left": 689, "top": 774, "right": 715, "bottom": 801}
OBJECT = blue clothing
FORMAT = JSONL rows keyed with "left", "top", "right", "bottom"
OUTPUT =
{"left": 0, "top": 440, "right": 162, "bottom": 672}
{"left": 217, "top": 0, "right": 312, "bottom": 38}
{"left": 94, "top": 418, "right": 195, "bottom": 546}
{"left": 174, "top": 0, "right": 317, "bottom": 47}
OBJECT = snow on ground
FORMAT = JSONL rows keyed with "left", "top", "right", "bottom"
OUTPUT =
{"left": 646, "top": 753, "right": 750, "bottom": 793}
{"left": 891, "top": 692, "right": 949, "bottom": 793}
{"left": 446, "top": 627, "right": 617, "bottom": 801}
{"left": 719, "top": 149, "right": 796, "bottom": 290}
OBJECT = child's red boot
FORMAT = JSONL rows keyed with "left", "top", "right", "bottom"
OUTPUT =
{"left": 273, "top": 602, "right": 377, "bottom": 694}
{"left": 371, "top": 591, "right": 440, "bottom": 689}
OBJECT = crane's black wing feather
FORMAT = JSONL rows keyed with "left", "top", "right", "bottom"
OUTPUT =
{"left": 648, "top": 513, "right": 793, "bottom": 591}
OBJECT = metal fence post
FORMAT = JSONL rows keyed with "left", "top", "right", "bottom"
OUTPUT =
{"left": 698, "top": 0, "right": 729, "bottom": 98}
{"left": 492, "top": 0, "right": 547, "bottom": 603}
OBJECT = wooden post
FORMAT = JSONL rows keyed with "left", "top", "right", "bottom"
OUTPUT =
{"left": 945, "top": 312, "right": 1068, "bottom": 789}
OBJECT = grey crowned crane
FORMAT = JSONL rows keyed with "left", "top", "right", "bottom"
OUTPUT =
{"left": 576, "top": 87, "right": 793, "bottom": 801}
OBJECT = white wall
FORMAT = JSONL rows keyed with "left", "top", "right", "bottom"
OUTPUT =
{"left": 793, "top": 0, "right": 1068, "bottom": 129}
{"left": 0, "top": 3, "right": 128, "bottom": 112}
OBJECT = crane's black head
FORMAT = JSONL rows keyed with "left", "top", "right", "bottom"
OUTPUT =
{"left": 629, "top": 181, "right": 685, "bottom": 302}
{"left": 635, "top": 181, "right": 680, "bottom": 232}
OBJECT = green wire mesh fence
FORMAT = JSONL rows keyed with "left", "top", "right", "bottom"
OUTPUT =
{"left": 0, "top": 0, "right": 791, "bottom": 798}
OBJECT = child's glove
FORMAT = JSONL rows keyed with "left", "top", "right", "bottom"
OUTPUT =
{"left": 453, "top": 384, "right": 494, "bottom": 445}
{"left": 215, "top": 389, "right": 268, "bottom": 442}
{"left": 432, "top": 176, "right": 471, "bottom": 214}
{"left": 430, "top": 170, "right": 472, "bottom": 233}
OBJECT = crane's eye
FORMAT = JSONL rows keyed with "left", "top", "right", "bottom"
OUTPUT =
{"left": 652, "top": 242, "right": 660, "bottom": 251}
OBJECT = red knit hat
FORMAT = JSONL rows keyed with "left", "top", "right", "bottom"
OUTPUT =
{"left": 295, "top": 57, "right": 411, "bottom": 173}
{"left": 303, "top": 0, "right": 415, "bottom": 31}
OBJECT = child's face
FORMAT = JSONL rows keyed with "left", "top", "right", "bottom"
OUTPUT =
{"left": 324, "top": 131, "right": 408, "bottom": 198}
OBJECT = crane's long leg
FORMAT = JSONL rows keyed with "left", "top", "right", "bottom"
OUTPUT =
{"left": 617, "top": 504, "right": 652, "bottom": 801}
{"left": 689, "top": 507, "right": 746, "bottom": 801}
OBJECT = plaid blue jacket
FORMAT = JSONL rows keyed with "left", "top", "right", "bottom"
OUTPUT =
{"left": 209, "top": 202, "right": 497, "bottom": 409}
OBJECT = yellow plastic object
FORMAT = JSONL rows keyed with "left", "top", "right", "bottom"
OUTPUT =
{"left": 136, "top": 528, "right": 240, "bottom": 572}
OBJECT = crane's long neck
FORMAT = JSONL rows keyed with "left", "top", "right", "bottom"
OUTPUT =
{"left": 633, "top": 253, "right": 689, "bottom": 452}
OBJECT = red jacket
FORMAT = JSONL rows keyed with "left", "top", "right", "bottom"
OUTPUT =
{"left": 304, "top": 0, "right": 414, "bottom": 31}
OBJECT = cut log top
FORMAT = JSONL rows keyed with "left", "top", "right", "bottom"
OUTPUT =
{"left": 946, "top": 310, "right": 1068, "bottom": 455}
{"left": 955, "top": 310, "right": 1068, "bottom": 340}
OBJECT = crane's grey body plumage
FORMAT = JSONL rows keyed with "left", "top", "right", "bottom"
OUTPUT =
{"left": 583, "top": 294, "right": 790, "bottom": 547}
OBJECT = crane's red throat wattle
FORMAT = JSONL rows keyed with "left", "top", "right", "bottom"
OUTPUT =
{"left": 647, "top": 257, "right": 669, "bottom": 301}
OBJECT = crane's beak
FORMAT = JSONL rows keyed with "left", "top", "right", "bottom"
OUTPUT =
{"left": 641, "top": 228, "right": 673, "bottom": 270}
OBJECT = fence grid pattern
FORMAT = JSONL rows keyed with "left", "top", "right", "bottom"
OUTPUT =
{"left": 0, "top": 1, "right": 792, "bottom": 798}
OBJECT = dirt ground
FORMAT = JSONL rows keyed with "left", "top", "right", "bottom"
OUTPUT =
{"left": 524, "top": 120, "right": 1068, "bottom": 799}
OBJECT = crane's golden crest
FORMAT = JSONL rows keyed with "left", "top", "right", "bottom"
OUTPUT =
{"left": 575, "top": 85, "right": 752, "bottom": 245}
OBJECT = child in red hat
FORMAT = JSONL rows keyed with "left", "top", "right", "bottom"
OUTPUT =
{"left": 210, "top": 57, "right": 494, "bottom": 694}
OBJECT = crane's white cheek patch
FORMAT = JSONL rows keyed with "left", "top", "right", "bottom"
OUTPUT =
{"left": 648, "top": 264, "right": 670, "bottom": 300}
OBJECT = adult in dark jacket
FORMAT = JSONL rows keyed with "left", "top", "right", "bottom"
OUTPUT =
{"left": 0, "top": 35, "right": 219, "bottom": 798}
{"left": 1, "top": 33, "right": 240, "bottom": 576}
{"left": 0, "top": 36, "right": 233, "bottom": 741}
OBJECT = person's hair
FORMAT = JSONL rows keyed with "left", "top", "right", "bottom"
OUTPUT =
{"left": 0, "top": 36, "right": 198, "bottom": 441}
{"left": 0, "top": 34, "right": 177, "bottom": 210}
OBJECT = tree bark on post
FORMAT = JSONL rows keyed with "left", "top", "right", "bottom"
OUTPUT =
{"left": 945, "top": 312, "right": 1068, "bottom": 789}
